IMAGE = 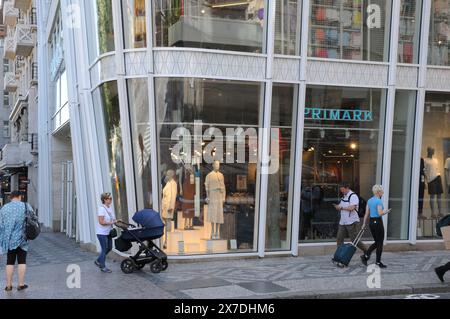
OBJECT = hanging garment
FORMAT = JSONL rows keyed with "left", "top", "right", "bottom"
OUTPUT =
{"left": 328, "top": 49, "right": 339, "bottom": 59}
{"left": 316, "top": 7, "right": 326, "bottom": 22}
{"left": 342, "top": 32, "right": 351, "bottom": 46}
{"left": 316, "top": 48, "right": 328, "bottom": 58}
{"left": 181, "top": 172, "right": 195, "bottom": 219}
{"left": 341, "top": 10, "right": 353, "bottom": 27}
{"left": 326, "top": 8, "right": 339, "bottom": 22}
{"left": 351, "top": 32, "right": 362, "bottom": 47}
{"left": 403, "top": 43, "right": 413, "bottom": 63}
{"left": 352, "top": 12, "right": 362, "bottom": 28}
{"left": 315, "top": 28, "right": 326, "bottom": 42}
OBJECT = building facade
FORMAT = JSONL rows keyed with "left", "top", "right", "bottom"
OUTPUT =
{"left": 0, "top": 0, "right": 38, "bottom": 208}
{"left": 37, "top": 0, "right": 450, "bottom": 258}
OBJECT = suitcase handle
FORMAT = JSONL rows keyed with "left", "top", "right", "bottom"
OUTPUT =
{"left": 352, "top": 228, "right": 365, "bottom": 247}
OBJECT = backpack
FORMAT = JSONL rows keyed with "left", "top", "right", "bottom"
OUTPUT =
{"left": 23, "top": 203, "right": 41, "bottom": 240}
{"left": 348, "top": 193, "right": 367, "bottom": 218}
{"left": 436, "top": 214, "right": 450, "bottom": 237}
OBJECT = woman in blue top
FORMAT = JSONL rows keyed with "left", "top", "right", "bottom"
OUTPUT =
{"left": 360, "top": 185, "right": 391, "bottom": 268}
{"left": 0, "top": 191, "right": 33, "bottom": 291}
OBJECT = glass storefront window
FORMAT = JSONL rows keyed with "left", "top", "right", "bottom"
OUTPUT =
{"left": 388, "top": 91, "right": 417, "bottom": 240}
{"left": 275, "top": 0, "right": 302, "bottom": 55}
{"left": 155, "top": 77, "right": 262, "bottom": 255}
{"left": 417, "top": 92, "right": 450, "bottom": 239}
{"left": 428, "top": 0, "right": 450, "bottom": 65}
{"left": 127, "top": 78, "right": 152, "bottom": 209}
{"left": 266, "top": 84, "right": 298, "bottom": 251}
{"left": 308, "top": 0, "right": 392, "bottom": 62}
{"left": 122, "top": 0, "right": 147, "bottom": 48}
{"left": 153, "top": 0, "right": 267, "bottom": 53}
{"left": 398, "top": 0, "right": 422, "bottom": 64}
{"left": 93, "top": 81, "right": 129, "bottom": 222}
{"left": 299, "top": 86, "right": 386, "bottom": 242}
{"left": 85, "top": 0, "right": 115, "bottom": 62}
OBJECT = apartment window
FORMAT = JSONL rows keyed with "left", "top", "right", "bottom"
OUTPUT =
{"left": 3, "top": 92, "right": 9, "bottom": 108}
{"left": 3, "top": 121, "right": 10, "bottom": 138}
{"left": 3, "top": 59, "right": 9, "bottom": 73}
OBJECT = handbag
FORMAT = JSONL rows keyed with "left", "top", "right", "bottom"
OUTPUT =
{"left": 24, "top": 203, "right": 41, "bottom": 240}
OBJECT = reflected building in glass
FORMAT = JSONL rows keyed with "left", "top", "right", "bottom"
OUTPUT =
{"left": 36, "top": 0, "right": 450, "bottom": 258}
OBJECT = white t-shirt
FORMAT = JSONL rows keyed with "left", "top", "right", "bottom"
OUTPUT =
{"left": 96, "top": 205, "right": 115, "bottom": 235}
{"left": 424, "top": 157, "right": 440, "bottom": 182}
{"left": 339, "top": 191, "right": 360, "bottom": 226}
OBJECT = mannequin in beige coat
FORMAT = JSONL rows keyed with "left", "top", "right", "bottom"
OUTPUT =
{"left": 161, "top": 170, "right": 177, "bottom": 248}
{"left": 205, "top": 161, "right": 226, "bottom": 240}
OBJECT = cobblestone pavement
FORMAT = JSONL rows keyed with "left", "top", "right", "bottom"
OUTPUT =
{"left": 1, "top": 233, "right": 450, "bottom": 299}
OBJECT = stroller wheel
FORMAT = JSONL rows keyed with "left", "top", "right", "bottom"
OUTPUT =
{"left": 161, "top": 259, "right": 168, "bottom": 271}
{"left": 150, "top": 261, "right": 162, "bottom": 274}
{"left": 121, "top": 259, "right": 136, "bottom": 274}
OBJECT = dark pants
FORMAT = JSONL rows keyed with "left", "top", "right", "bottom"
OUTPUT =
{"left": 96, "top": 234, "right": 112, "bottom": 269}
{"left": 366, "top": 218, "right": 384, "bottom": 263}
{"left": 6, "top": 247, "right": 27, "bottom": 265}
{"left": 437, "top": 262, "right": 450, "bottom": 275}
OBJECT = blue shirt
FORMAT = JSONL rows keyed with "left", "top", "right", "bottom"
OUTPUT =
{"left": 0, "top": 201, "right": 32, "bottom": 253}
{"left": 367, "top": 196, "right": 384, "bottom": 218}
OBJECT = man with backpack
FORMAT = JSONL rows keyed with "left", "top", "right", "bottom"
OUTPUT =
{"left": 333, "top": 183, "right": 368, "bottom": 265}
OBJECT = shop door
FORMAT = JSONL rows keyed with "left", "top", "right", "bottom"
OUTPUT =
{"left": 60, "top": 161, "right": 76, "bottom": 238}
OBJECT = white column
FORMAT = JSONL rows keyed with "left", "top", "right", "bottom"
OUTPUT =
{"left": 381, "top": 0, "right": 401, "bottom": 241}
{"left": 112, "top": 0, "right": 137, "bottom": 219}
{"left": 257, "top": 0, "right": 276, "bottom": 257}
{"left": 36, "top": 0, "right": 52, "bottom": 228}
{"left": 291, "top": 0, "right": 310, "bottom": 256}
{"left": 409, "top": 0, "right": 432, "bottom": 244}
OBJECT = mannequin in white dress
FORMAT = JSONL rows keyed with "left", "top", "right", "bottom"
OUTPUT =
{"left": 161, "top": 170, "right": 177, "bottom": 249}
{"left": 205, "top": 161, "right": 226, "bottom": 240}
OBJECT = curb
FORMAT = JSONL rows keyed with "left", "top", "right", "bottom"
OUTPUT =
{"left": 264, "top": 283, "right": 450, "bottom": 299}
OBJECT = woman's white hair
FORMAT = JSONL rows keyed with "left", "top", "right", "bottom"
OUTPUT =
{"left": 372, "top": 184, "right": 384, "bottom": 195}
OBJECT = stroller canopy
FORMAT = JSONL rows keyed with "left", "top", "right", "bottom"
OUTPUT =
{"left": 132, "top": 209, "right": 164, "bottom": 229}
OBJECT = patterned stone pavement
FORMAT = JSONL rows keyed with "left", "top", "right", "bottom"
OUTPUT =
{"left": 1, "top": 233, "right": 450, "bottom": 299}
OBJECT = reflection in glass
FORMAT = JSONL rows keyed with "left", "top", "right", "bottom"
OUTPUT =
{"left": 417, "top": 93, "right": 450, "bottom": 239}
{"left": 85, "top": 0, "right": 115, "bottom": 62}
{"left": 153, "top": 0, "right": 266, "bottom": 53}
{"left": 266, "top": 84, "right": 297, "bottom": 250}
{"left": 122, "top": 0, "right": 147, "bottom": 48}
{"left": 299, "top": 86, "right": 386, "bottom": 242}
{"left": 127, "top": 78, "right": 152, "bottom": 209}
{"left": 308, "top": 0, "right": 392, "bottom": 62}
{"left": 94, "top": 81, "right": 128, "bottom": 222}
{"left": 398, "top": 0, "right": 422, "bottom": 64}
{"left": 275, "top": 0, "right": 301, "bottom": 55}
{"left": 155, "top": 77, "right": 262, "bottom": 255}
{"left": 388, "top": 91, "right": 417, "bottom": 240}
{"left": 428, "top": 0, "right": 450, "bottom": 65}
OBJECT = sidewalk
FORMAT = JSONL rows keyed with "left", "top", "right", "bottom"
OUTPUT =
{"left": 1, "top": 233, "right": 450, "bottom": 299}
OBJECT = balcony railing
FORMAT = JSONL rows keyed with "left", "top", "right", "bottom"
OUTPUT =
{"left": 4, "top": 72, "right": 18, "bottom": 92}
{"left": 4, "top": 35, "right": 16, "bottom": 60}
{"left": 14, "top": 23, "right": 36, "bottom": 57}
{"left": 13, "top": 0, "right": 32, "bottom": 12}
{"left": 3, "top": 1, "right": 19, "bottom": 27}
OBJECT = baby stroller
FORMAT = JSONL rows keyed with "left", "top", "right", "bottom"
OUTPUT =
{"left": 114, "top": 209, "right": 168, "bottom": 274}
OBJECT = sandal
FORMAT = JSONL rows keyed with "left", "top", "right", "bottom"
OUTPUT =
{"left": 17, "top": 285, "right": 28, "bottom": 291}
{"left": 4, "top": 286, "right": 12, "bottom": 292}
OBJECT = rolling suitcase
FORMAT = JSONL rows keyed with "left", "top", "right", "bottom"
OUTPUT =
{"left": 332, "top": 228, "right": 365, "bottom": 267}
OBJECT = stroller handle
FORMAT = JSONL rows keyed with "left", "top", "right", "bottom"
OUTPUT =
{"left": 115, "top": 221, "right": 136, "bottom": 229}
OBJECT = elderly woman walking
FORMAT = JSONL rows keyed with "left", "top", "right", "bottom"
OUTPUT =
{"left": 0, "top": 191, "right": 34, "bottom": 291}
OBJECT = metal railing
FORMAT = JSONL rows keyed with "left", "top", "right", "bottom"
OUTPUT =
{"left": 31, "top": 62, "right": 38, "bottom": 82}
{"left": 30, "top": 133, "right": 37, "bottom": 153}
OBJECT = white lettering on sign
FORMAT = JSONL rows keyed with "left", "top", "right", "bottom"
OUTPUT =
{"left": 367, "top": 4, "right": 381, "bottom": 29}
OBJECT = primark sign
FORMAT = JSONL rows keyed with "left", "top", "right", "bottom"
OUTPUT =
{"left": 305, "top": 108, "right": 373, "bottom": 122}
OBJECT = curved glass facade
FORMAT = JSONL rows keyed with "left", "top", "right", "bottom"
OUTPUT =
{"left": 62, "top": 0, "right": 450, "bottom": 257}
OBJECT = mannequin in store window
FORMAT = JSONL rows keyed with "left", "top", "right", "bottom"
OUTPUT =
{"left": 418, "top": 158, "right": 426, "bottom": 219}
{"left": 181, "top": 170, "right": 196, "bottom": 230}
{"left": 424, "top": 147, "right": 444, "bottom": 218}
{"left": 205, "top": 160, "right": 226, "bottom": 240}
{"left": 161, "top": 170, "right": 177, "bottom": 249}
